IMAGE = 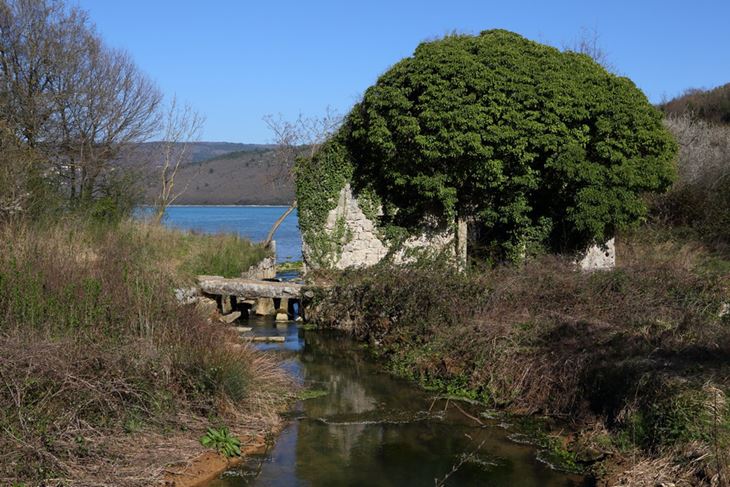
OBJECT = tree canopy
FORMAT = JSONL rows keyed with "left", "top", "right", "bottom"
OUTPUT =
{"left": 310, "top": 30, "right": 677, "bottom": 260}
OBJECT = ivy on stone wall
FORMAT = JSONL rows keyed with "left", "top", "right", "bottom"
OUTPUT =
{"left": 294, "top": 136, "right": 354, "bottom": 268}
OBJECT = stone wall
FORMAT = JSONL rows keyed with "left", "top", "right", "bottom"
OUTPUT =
{"left": 242, "top": 254, "right": 276, "bottom": 280}
{"left": 241, "top": 240, "right": 276, "bottom": 279}
{"left": 302, "top": 184, "right": 616, "bottom": 272}
{"left": 302, "top": 184, "right": 456, "bottom": 270}
{"left": 576, "top": 238, "right": 615, "bottom": 271}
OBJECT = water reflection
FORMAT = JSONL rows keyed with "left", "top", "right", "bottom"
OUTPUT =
{"left": 209, "top": 322, "right": 591, "bottom": 487}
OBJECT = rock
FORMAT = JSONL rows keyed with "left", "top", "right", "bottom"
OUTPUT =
{"left": 253, "top": 298, "right": 275, "bottom": 316}
{"left": 220, "top": 294, "right": 232, "bottom": 314}
{"left": 219, "top": 311, "right": 241, "bottom": 324}
{"left": 197, "top": 276, "right": 302, "bottom": 299}
{"left": 235, "top": 326, "right": 252, "bottom": 333}
{"left": 242, "top": 256, "right": 277, "bottom": 280}
{"left": 194, "top": 297, "right": 218, "bottom": 317}
{"left": 576, "top": 238, "right": 616, "bottom": 271}
{"left": 720, "top": 303, "right": 729, "bottom": 318}
{"left": 174, "top": 287, "right": 200, "bottom": 305}
{"left": 248, "top": 336, "right": 286, "bottom": 343}
{"left": 275, "top": 298, "right": 289, "bottom": 321}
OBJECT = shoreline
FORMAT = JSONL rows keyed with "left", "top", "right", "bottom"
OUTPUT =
{"left": 163, "top": 422, "right": 286, "bottom": 487}
{"left": 140, "top": 204, "right": 295, "bottom": 209}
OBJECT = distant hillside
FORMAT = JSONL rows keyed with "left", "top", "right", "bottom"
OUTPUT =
{"left": 121, "top": 142, "right": 275, "bottom": 166}
{"left": 126, "top": 143, "right": 295, "bottom": 206}
{"left": 661, "top": 82, "right": 730, "bottom": 124}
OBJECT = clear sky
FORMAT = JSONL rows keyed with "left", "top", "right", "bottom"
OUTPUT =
{"left": 76, "top": 0, "right": 730, "bottom": 143}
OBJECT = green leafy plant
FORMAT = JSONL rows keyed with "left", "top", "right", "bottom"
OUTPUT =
{"left": 298, "top": 29, "right": 678, "bottom": 264}
{"left": 199, "top": 426, "right": 242, "bottom": 458}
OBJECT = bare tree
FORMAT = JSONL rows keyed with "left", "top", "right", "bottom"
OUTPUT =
{"left": 0, "top": 121, "right": 38, "bottom": 221}
{"left": 564, "top": 26, "right": 615, "bottom": 73}
{"left": 664, "top": 113, "right": 730, "bottom": 187}
{"left": 153, "top": 96, "right": 204, "bottom": 223}
{"left": 53, "top": 44, "right": 162, "bottom": 204}
{"left": 261, "top": 107, "right": 342, "bottom": 248}
{"left": 0, "top": 0, "right": 74, "bottom": 148}
{"left": 0, "top": 0, "right": 162, "bottom": 207}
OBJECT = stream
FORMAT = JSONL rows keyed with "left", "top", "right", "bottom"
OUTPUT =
{"left": 206, "top": 318, "right": 592, "bottom": 487}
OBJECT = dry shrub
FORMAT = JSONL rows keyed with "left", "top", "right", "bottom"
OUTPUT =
{"left": 308, "top": 256, "right": 489, "bottom": 342}
{"left": 0, "top": 218, "right": 291, "bottom": 484}
{"left": 312, "top": 233, "right": 730, "bottom": 482}
{"left": 656, "top": 115, "right": 730, "bottom": 249}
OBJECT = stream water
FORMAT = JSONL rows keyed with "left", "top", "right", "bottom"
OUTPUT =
{"left": 156, "top": 207, "right": 590, "bottom": 485}
{"left": 206, "top": 319, "right": 591, "bottom": 487}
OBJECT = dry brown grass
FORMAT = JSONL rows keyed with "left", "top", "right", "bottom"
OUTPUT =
{"left": 310, "top": 229, "right": 730, "bottom": 484}
{"left": 0, "top": 217, "right": 292, "bottom": 485}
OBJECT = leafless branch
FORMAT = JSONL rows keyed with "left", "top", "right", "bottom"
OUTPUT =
{"left": 260, "top": 108, "right": 342, "bottom": 248}
{"left": 153, "top": 96, "right": 205, "bottom": 222}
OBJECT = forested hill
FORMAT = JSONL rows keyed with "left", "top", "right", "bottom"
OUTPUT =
{"left": 122, "top": 142, "right": 296, "bottom": 206}
{"left": 661, "top": 82, "right": 730, "bottom": 124}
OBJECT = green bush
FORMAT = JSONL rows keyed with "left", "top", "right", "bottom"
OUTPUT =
{"left": 182, "top": 233, "right": 271, "bottom": 278}
{"left": 299, "top": 30, "right": 677, "bottom": 262}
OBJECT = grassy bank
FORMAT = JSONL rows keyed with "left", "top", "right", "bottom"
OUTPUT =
{"left": 307, "top": 227, "right": 730, "bottom": 485}
{"left": 0, "top": 217, "right": 289, "bottom": 485}
{"left": 130, "top": 220, "right": 272, "bottom": 279}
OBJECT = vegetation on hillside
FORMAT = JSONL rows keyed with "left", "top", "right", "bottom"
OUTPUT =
{"left": 661, "top": 83, "right": 730, "bottom": 125}
{"left": 141, "top": 146, "right": 296, "bottom": 205}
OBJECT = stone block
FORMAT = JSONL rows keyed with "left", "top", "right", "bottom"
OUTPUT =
{"left": 253, "top": 297, "right": 275, "bottom": 316}
{"left": 195, "top": 297, "right": 218, "bottom": 317}
{"left": 219, "top": 311, "right": 241, "bottom": 324}
{"left": 221, "top": 294, "right": 232, "bottom": 314}
{"left": 577, "top": 238, "right": 616, "bottom": 272}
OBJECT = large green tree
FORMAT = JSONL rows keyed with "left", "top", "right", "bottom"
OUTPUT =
{"left": 321, "top": 30, "right": 677, "bottom": 260}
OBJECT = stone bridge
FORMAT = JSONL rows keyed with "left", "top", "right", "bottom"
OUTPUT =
{"left": 178, "top": 276, "right": 306, "bottom": 322}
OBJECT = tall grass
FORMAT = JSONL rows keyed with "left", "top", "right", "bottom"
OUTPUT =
{"left": 0, "top": 217, "right": 289, "bottom": 484}
{"left": 122, "top": 220, "right": 271, "bottom": 279}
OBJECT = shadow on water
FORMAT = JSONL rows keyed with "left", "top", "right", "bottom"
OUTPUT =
{"left": 208, "top": 320, "right": 592, "bottom": 487}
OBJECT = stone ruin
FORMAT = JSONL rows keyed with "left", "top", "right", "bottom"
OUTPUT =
{"left": 302, "top": 184, "right": 615, "bottom": 272}
{"left": 302, "top": 184, "right": 459, "bottom": 270}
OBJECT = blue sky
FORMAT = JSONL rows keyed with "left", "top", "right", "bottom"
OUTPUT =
{"left": 77, "top": 0, "right": 730, "bottom": 143}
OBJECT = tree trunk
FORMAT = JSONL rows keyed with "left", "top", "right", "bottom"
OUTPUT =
{"left": 456, "top": 217, "right": 467, "bottom": 270}
{"left": 263, "top": 201, "right": 297, "bottom": 249}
